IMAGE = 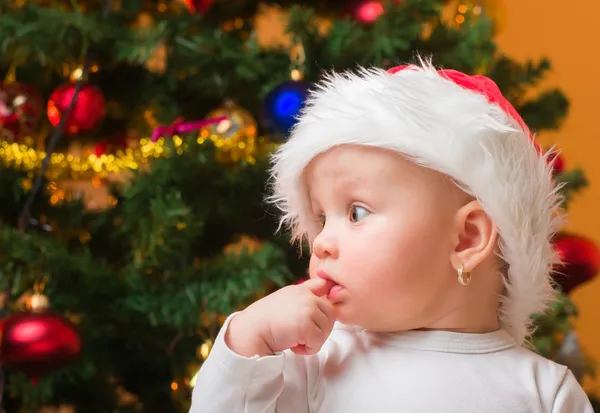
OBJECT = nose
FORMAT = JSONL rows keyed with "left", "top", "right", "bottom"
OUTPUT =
{"left": 312, "top": 225, "right": 339, "bottom": 260}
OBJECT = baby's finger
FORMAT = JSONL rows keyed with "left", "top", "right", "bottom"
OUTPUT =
{"left": 316, "top": 297, "right": 336, "bottom": 322}
{"left": 310, "top": 304, "right": 334, "bottom": 339}
{"left": 302, "top": 321, "right": 328, "bottom": 355}
{"left": 290, "top": 344, "right": 310, "bottom": 355}
{"left": 301, "top": 277, "right": 336, "bottom": 298}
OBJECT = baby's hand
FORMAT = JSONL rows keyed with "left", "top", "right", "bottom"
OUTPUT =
{"left": 225, "top": 278, "right": 337, "bottom": 357}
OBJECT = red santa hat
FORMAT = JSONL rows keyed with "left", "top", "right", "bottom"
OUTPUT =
{"left": 268, "top": 58, "right": 563, "bottom": 345}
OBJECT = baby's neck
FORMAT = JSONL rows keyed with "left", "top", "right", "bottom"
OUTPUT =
{"left": 416, "top": 316, "right": 500, "bottom": 334}
{"left": 418, "top": 273, "right": 503, "bottom": 334}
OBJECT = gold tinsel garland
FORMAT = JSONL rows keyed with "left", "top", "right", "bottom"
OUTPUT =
{"left": 0, "top": 132, "right": 269, "bottom": 181}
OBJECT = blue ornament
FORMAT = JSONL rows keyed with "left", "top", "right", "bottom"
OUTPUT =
{"left": 263, "top": 80, "right": 311, "bottom": 136}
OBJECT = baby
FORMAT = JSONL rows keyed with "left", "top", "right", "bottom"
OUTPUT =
{"left": 189, "top": 59, "right": 593, "bottom": 412}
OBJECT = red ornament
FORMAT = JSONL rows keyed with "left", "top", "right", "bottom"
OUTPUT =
{"left": 0, "top": 308, "right": 81, "bottom": 385}
{"left": 553, "top": 233, "right": 600, "bottom": 294}
{"left": 183, "top": 0, "right": 214, "bottom": 13}
{"left": 47, "top": 83, "right": 106, "bottom": 135}
{"left": 0, "top": 82, "right": 44, "bottom": 141}
{"left": 349, "top": 0, "right": 404, "bottom": 23}
{"left": 548, "top": 151, "right": 565, "bottom": 175}
{"left": 354, "top": 1, "right": 385, "bottom": 23}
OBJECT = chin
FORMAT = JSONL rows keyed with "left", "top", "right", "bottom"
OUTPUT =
{"left": 332, "top": 306, "right": 355, "bottom": 325}
{"left": 335, "top": 309, "right": 376, "bottom": 330}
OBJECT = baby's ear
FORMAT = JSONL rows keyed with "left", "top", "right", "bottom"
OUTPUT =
{"left": 450, "top": 200, "right": 498, "bottom": 272}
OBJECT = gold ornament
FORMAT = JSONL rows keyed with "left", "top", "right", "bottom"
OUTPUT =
{"left": 205, "top": 100, "right": 257, "bottom": 140}
{"left": 200, "top": 101, "right": 258, "bottom": 164}
{"left": 24, "top": 277, "right": 50, "bottom": 312}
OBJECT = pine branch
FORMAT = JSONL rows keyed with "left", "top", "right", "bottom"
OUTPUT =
{"left": 518, "top": 89, "right": 569, "bottom": 132}
{"left": 119, "top": 242, "right": 291, "bottom": 329}
{"left": 488, "top": 56, "right": 552, "bottom": 96}
{"left": 556, "top": 168, "right": 589, "bottom": 208}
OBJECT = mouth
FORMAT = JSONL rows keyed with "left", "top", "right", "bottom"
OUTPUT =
{"left": 316, "top": 269, "right": 345, "bottom": 301}
{"left": 316, "top": 269, "right": 336, "bottom": 283}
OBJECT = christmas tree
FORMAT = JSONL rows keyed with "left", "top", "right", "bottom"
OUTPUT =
{"left": 0, "top": 0, "right": 598, "bottom": 412}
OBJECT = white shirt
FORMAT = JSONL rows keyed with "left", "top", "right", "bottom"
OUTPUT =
{"left": 190, "top": 314, "right": 593, "bottom": 412}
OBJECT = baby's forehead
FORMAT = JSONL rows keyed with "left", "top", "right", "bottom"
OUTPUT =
{"left": 304, "top": 162, "right": 390, "bottom": 201}
{"left": 303, "top": 145, "right": 440, "bottom": 189}
{"left": 302, "top": 145, "right": 469, "bottom": 206}
{"left": 305, "top": 145, "right": 400, "bottom": 174}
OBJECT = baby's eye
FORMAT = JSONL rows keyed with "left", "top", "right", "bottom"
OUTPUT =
{"left": 349, "top": 205, "right": 370, "bottom": 223}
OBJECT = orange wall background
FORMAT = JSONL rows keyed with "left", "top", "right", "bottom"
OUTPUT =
{"left": 494, "top": 0, "right": 600, "bottom": 393}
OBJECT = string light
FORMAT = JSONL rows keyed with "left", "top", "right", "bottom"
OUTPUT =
{"left": 188, "top": 338, "right": 214, "bottom": 389}
{"left": 0, "top": 132, "right": 266, "bottom": 181}
{"left": 70, "top": 67, "right": 84, "bottom": 82}
{"left": 189, "top": 371, "right": 198, "bottom": 388}
{"left": 289, "top": 42, "right": 306, "bottom": 81}
{"left": 454, "top": 2, "right": 488, "bottom": 27}
{"left": 198, "top": 339, "right": 212, "bottom": 360}
{"left": 290, "top": 69, "right": 303, "bottom": 81}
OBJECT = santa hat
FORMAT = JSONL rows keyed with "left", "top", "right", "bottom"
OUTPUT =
{"left": 268, "top": 58, "right": 562, "bottom": 345}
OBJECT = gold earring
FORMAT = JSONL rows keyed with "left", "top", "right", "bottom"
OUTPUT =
{"left": 457, "top": 264, "right": 471, "bottom": 286}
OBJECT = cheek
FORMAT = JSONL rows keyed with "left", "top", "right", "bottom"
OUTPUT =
{"left": 308, "top": 254, "right": 319, "bottom": 279}
{"left": 341, "top": 212, "right": 451, "bottom": 290}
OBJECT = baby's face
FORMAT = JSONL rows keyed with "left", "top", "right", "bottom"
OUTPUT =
{"left": 304, "top": 145, "right": 469, "bottom": 332}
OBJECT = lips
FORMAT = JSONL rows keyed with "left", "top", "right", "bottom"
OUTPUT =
{"left": 316, "top": 269, "right": 336, "bottom": 283}
{"left": 316, "top": 269, "right": 344, "bottom": 300}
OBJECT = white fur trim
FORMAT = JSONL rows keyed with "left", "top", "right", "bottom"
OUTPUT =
{"left": 268, "top": 60, "right": 563, "bottom": 346}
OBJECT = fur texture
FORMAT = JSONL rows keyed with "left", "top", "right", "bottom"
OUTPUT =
{"left": 267, "top": 59, "right": 563, "bottom": 346}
